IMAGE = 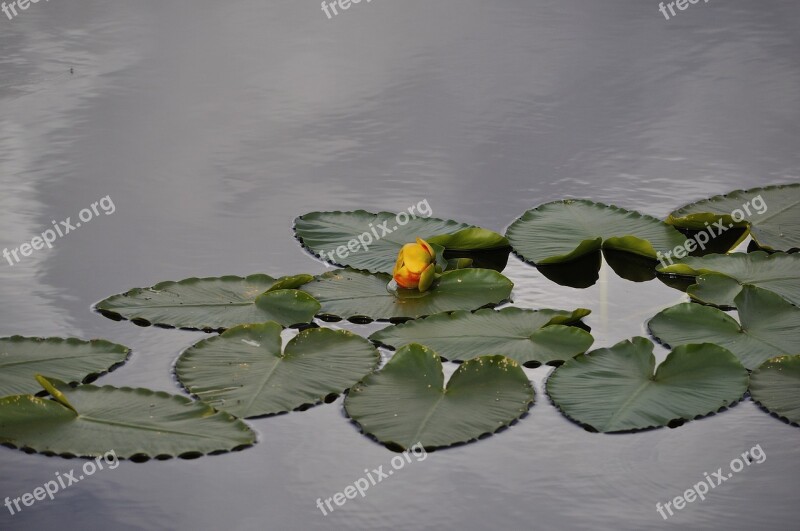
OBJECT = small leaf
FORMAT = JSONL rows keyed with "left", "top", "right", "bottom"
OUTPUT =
{"left": 35, "top": 375, "right": 78, "bottom": 414}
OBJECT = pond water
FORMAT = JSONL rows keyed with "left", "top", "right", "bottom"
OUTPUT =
{"left": 1, "top": 1, "right": 798, "bottom": 530}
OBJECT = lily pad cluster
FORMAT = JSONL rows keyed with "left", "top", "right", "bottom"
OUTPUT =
{"left": 1, "top": 183, "right": 799, "bottom": 459}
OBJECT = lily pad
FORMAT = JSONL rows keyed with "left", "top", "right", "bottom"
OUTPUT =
{"left": 370, "top": 307, "right": 593, "bottom": 367}
{"left": 344, "top": 344, "right": 533, "bottom": 450}
{"left": 175, "top": 322, "right": 379, "bottom": 418}
{"left": 300, "top": 268, "right": 513, "bottom": 322}
{"left": 667, "top": 183, "right": 800, "bottom": 252}
{"left": 648, "top": 286, "right": 800, "bottom": 370}
{"left": 294, "top": 210, "right": 508, "bottom": 273}
{"left": 657, "top": 252, "right": 800, "bottom": 308}
{"left": 546, "top": 337, "right": 749, "bottom": 433}
{"left": 750, "top": 355, "right": 800, "bottom": 425}
{"left": 95, "top": 274, "right": 321, "bottom": 331}
{"left": 0, "top": 376, "right": 255, "bottom": 459}
{"left": 0, "top": 337, "right": 130, "bottom": 397}
{"left": 506, "top": 199, "right": 686, "bottom": 265}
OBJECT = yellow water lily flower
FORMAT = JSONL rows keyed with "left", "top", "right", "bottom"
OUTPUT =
{"left": 393, "top": 238, "right": 436, "bottom": 292}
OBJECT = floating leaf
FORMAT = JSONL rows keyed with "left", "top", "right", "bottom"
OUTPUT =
{"left": 0, "top": 337, "right": 129, "bottom": 397}
{"left": 344, "top": 344, "right": 533, "bottom": 450}
{"left": 506, "top": 199, "right": 686, "bottom": 265}
{"left": 648, "top": 286, "right": 800, "bottom": 370}
{"left": 750, "top": 355, "right": 800, "bottom": 425}
{"left": 0, "top": 377, "right": 255, "bottom": 459}
{"left": 657, "top": 252, "right": 800, "bottom": 308}
{"left": 667, "top": 183, "right": 800, "bottom": 252}
{"left": 176, "top": 322, "right": 379, "bottom": 418}
{"left": 370, "top": 307, "right": 593, "bottom": 366}
{"left": 95, "top": 274, "right": 320, "bottom": 331}
{"left": 300, "top": 268, "right": 513, "bottom": 322}
{"left": 546, "top": 337, "right": 748, "bottom": 433}
{"left": 294, "top": 210, "right": 508, "bottom": 273}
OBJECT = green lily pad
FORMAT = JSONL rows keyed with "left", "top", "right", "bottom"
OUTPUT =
{"left": 506, "top": 199, "right": 686, "bottom": 265}
{"left": 0, "top": 376, "right": 255, "bottom": 459}
{"left": 657, "top": 252, "right": 800, "bottom": 308}
{"left": 667, "top": 183, "right": 800, "bottom": 252}
{"left": 294, "top": 210, "right": 508, "bottom": 273}
{"left": 0, "top": 337, "right": 130, "bottom": 397}
{"left": 370, "top": 307, "right": 593, "bottom": 367}
{"left": 344, "top": 344, "right": 533, "bottom": 450}
{"left": 95, "top": 274, "right": 321, "bottom": 331}
{"left": 546, "top": 337, "right": 749, "bottom": 433}
{"left": 300, "top": 268, "right": 513, "bottom": 322}
{"left": 648, "top": 286, "right": 800, "bottom": 370}
{"left": 176, "top": 322, "right": 379, "bottom": 418}
{"left": 750, "top": 355, "right": 800, "bottom": 425}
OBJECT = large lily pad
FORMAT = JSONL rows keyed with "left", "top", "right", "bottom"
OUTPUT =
{"left": 370, "top": 307, "right": 593, "bottom": 366}
{"left": 0, "top": 376, "right": 255, "bottom": 459}
{"left": 300, "top": 268, "right": 513, "bottom": 322}
{"left": 750, "top": 355, "right": 800, "bottom": 425}
{"left": 506, "top": 199, "right": 686, "bottom": 265}
{"left": 294, "top": 210, "right": 508, "bottom": 273}
{"left": 95, "top": 274, "right": 320, "bottom": 331}
{"left": 176, "top": 322, "right": 379, "bottom": 418}
{"left": 648, "top": 286, "right": 799, "bottom": 370}
{"left": 657, "top": 252, "right": 800, "bottom": 308}
{"left": 0, "top": 337, "right": 130, "bottom": 397}
{"left": 667, "top": 183, "right": 800, "bottom": 252}
{"left": 546, "top": 337, "right": 749, "bottom": 433}
{"left": 344, "top": 344, "right": 533, "bottom": 450}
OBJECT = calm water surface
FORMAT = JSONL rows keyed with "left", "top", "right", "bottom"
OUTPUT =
{"left": 1, "top": 1, "right": 799, "bottom": 530}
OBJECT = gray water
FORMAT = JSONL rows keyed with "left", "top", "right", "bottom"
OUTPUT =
{"left": 1, "top": 1, "right": 799, "bottom": 530}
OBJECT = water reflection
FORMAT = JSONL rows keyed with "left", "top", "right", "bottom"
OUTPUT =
{"left": 2, "top": 0, "right": 800, "bottom": 530}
